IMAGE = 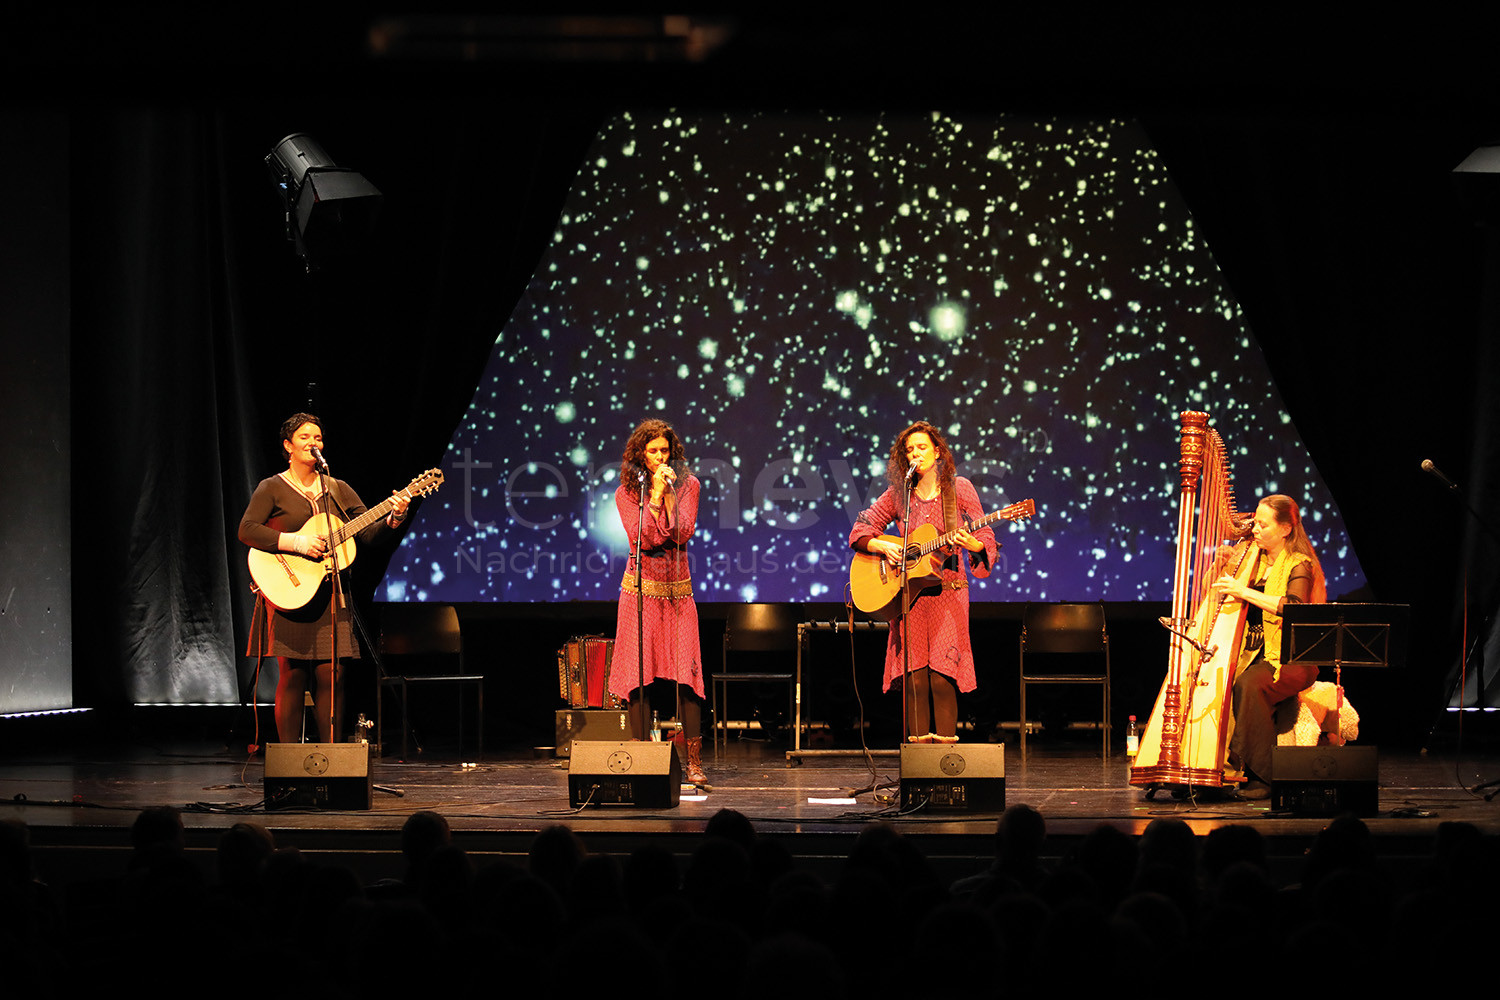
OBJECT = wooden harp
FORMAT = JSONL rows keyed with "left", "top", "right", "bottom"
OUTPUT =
{"left": 1130, "top": 411, "right": 1255, "bottom": 793}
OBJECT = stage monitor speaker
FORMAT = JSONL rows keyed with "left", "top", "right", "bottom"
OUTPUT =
{"left": 568, "top": 741, "right": 681, "bottom": 808}
{"left": 555, "top": 709, "right": 632, "bottom": 757}
{"left": 900, "top": 743, "right": 1005, "bottom": 812}
{"left": 1271, "top": 745, "right": 1378, "bottom": 816}
{"left": 265, "top": 742, "right": 373, "bottom": 810}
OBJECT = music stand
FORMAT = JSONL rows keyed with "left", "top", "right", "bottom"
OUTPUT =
{"left": 1278, "top": 602, "right": 1407, "bottom": 736}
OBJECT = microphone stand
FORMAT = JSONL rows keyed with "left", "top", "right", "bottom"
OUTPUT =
{"left": 900, "top": 464, "right": 918, "bottom": 743}
{"left": 1421, "top": 460, "right": 1500, "bottom": 793}
{"left": 669, "top": 472, "right": 683, "bottom": 746}
{"left": 316, "top": 451, "right": 342, "bottom": 745}
{"left": 634, "top": 467, "right": 648, "bottom": 740}
{"left": 324, "top": 467, "right": 411, "bottom": 788}
{"left": 1157, "top": 617, "right": 1219, "bottom": 670}
{"left": 325, "top": 480, "right": 394, "bottom": 752}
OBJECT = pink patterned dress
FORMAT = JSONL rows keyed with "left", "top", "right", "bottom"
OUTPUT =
{"left": 849, "top": 478, "right": 997, "bottom": 692}
{"left": 609, "top": 474, "right": 703, "bottom": 700}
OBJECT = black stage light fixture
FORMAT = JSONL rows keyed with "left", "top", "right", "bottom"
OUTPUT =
{"left": 1452, "top": 142, "right": 1500, "bottom": 226}
{"left": 265, "top": 133, "right": 383, "bottom": 269}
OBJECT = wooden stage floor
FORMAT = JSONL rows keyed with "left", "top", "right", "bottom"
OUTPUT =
{"left": 5, "top": 732, "right": 1500, "bottom": 887}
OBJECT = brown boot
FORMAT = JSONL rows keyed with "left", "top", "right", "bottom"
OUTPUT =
{"left": 684, "top": 736, "right": 707, "bottom": 786}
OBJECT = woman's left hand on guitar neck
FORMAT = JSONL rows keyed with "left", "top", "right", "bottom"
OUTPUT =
{"left": 952, "top": 528, "right": 986, "bottom": 553}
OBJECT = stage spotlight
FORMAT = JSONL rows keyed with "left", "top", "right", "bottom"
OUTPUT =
{"left": 1452, "top": 142, "right": 1500, "bottom": 226}
{"left": 265, "top": 133, "right": 383, "bottom": 269}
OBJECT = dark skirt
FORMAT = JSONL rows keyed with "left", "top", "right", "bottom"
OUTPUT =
{"left": 247, "top": 577, "right": 359, "bottom": 661}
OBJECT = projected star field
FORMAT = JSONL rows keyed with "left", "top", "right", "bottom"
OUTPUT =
{"left": 384, "top": 111, "right": 1366, "bottom": 604}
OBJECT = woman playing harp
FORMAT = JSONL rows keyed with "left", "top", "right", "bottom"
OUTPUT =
{"left": 1130, "top": 413, "right": 1328, "bottom": 799}
{"left": 1130, "top": 412, "right": 1255, "bottom": 795}
{"left": 1211, "top": 494, "right": 1327, "bottom": 798}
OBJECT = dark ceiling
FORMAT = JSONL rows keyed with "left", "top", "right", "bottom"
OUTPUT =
{"left": 6, "top": 9, "right": 1497, "bottom": 125}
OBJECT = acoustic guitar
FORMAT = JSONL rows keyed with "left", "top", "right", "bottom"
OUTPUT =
{"left": 248, "top": 468, "right": 444, "bottom": 610}
{"left": 849, "top": 498, "right": 1035, "bottom": 620}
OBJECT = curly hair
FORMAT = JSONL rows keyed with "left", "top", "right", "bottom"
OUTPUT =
{"left": 886, "top": 420, "right": 956, "bottom": 497}
{"left": 1258, "top": 494, "right": 1328, "bottom": 603}
{"left": 620, "top": 418, "right": 689, "bottom": 500}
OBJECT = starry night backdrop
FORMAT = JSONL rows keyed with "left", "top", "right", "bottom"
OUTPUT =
{"left": 384, "top": 110, "right": 1367, "bottom": 605}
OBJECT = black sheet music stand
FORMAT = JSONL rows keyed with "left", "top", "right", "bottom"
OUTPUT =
{"left": 1278, "top": 602, "right": 1407, "bottom": 735}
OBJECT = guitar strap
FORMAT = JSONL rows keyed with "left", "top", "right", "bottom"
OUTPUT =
{"left": 899, "top": 477, "right": 959, "bottom": 535}
{"left": 937, "top": 480, "right": 962, "bottom": 570}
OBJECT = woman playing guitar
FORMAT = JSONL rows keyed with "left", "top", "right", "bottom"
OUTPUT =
{"left": 849, "top": 421, "right": 997, "bottom": 743}
{"left": 239, "top": 412, "right": 409, "bottom": 743}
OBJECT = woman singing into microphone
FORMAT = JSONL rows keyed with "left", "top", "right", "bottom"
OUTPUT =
{"left": 239, "top": 413, "right": 408, "bottom": 743}
{"left": 607, "top": 418, "right": 706, "bottom": 785}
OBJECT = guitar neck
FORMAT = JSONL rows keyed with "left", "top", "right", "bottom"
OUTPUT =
{"left": 330, "top": 493, "right": 403, "bottom": 546}
{"left": 916, "top": 504, "right": 1026, "bottom": 555}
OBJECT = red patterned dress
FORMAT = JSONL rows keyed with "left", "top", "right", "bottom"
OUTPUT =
{"left": 849, "top": 478, "right": 998, "bottom": 692}
{"left": 609, "top": 475, "right": 703, "bottom": 700}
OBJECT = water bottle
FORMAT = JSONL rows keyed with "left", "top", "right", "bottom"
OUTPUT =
{"left": 651, "top": 710, "right": 662, "bottom": 741}
{"left": 1125, "top": 714, "right": 1139, "bottom": 757}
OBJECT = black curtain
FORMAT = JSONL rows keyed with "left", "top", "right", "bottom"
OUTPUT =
{"left": 71, "top": 108, "right": 248, "bottom": 706}
{"left": 1145, "top": 108, "right": 1492, "bottom": 728}
{"left": 69, "top": 99, "right": 600, "bottom": 710}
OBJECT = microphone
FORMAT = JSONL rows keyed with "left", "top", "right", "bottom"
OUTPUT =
{"left": 905, "top": 462, "right": 920, "bottom": 482}
{"left": 1421, "top": 458, "right": 1458, "bottom": 492}
{"left": 310, "top": 445, "right": 330, "bottom": 473}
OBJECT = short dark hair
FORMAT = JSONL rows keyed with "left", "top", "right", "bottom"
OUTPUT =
{"left": 280, "top": 412, "right": 322, "bottom": 445}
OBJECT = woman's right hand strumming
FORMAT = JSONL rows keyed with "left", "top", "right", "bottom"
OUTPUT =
{"left": 868, "top": 538, "right": 905, "bottom": 567}
{"left": 281, "top": 532, "right": 327, "bottom": 560}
